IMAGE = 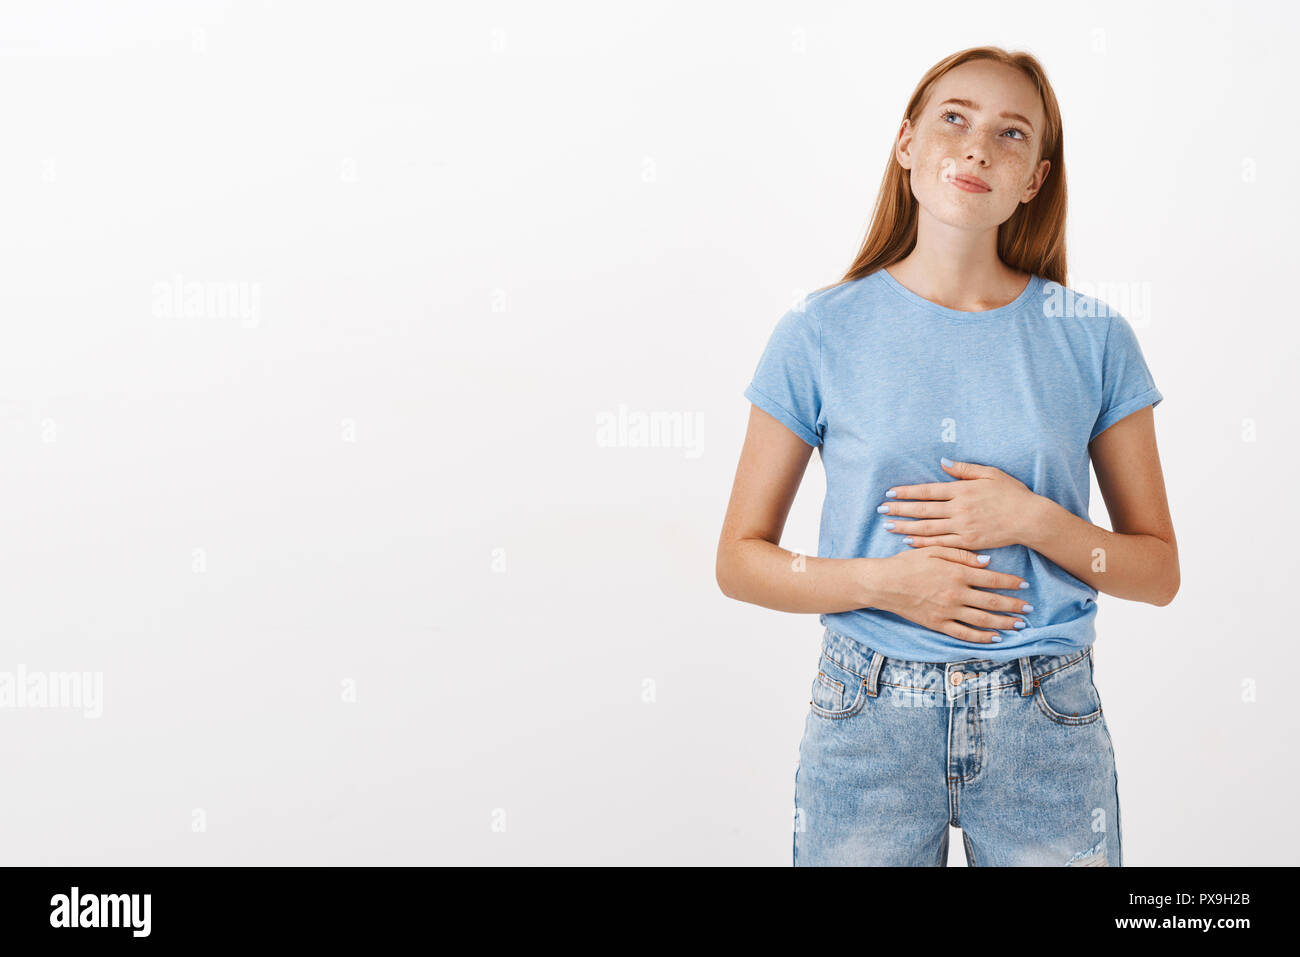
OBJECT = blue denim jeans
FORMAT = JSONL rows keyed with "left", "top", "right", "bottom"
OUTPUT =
{"left": 793, "top": 627, "right": 1121, "bottom": 866}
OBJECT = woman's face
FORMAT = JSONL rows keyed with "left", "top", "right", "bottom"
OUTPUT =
{"left": 896, "top": 60, "right": 1051, "bottom": 232}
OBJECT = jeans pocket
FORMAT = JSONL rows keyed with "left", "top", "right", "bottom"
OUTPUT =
{"left": 809, "top": 649, "right": 868, "bottom": 720}
{"left": 1033, "top": 655, "right": 1103, "bottom": 726}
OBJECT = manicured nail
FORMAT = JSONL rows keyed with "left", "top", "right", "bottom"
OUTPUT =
{"left": 990, "top": 635, "right": 1003, "bottom": 643}
{"left": 903, "top": 537, "right": 913, "bottom": 544}
{"left": 1021, "top": 603, "right": 1033, "bottom": 612}
{"left": 941, "top": 457, "right": 954, "bottom": 467}
{"left": 976, "top": 554, "right": 990, "bottom": 564}
{"left": 884, "top": 521, "right": 895, "bottom": 529}
{"left": 1013, "top": 620, "right": 1026, "bottom": 629}
{"left": 877, "top": 504, "right": 890, "bottom": 513}
{"left": 1018, "top": 581, "right": 1029, "bottom": 589}
{"left": 885, "top": 489, "right": 897, "bottom": 498}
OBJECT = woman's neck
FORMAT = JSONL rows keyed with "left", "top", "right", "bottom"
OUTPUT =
{"left": 884, "top": 254, "right": 1032, "bottom": 312}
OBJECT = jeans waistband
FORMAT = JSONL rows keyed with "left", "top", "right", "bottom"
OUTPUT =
{"left": 821, "top": 626, "right": 1092, "bottom": 699}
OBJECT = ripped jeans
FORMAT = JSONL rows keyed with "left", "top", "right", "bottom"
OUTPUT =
{"left": 793, "top": 627, "right": 1121, "bottom": 866}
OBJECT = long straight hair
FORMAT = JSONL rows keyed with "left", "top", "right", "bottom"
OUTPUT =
{"left": 825, "top": 47, "right": 1068, "bottom": 293}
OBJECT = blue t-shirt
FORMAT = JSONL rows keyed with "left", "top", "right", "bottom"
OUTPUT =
{"left": 744, "top": 268, "right": 1163, "bottom": 663}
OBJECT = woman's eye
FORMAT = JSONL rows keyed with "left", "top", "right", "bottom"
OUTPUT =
{"left": 1003, "top": 128, "right": 1027, "bottom": 140}
{"left": 942, "top": 111, "right": 963, "bottom": 125}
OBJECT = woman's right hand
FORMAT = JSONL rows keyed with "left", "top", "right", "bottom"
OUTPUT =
{"left": 864, "top": 547, "right": 1030, "bottom": 643}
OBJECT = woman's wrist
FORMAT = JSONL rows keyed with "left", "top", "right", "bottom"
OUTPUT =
{"left": 1017, "top": 493, "right": 1061, "bottom": 551}
{"left": 854, "top": 557, "right": 892, "bottom": 611}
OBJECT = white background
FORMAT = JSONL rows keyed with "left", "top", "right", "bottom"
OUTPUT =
{"left": 0, "top": 0, "right": 1295, "bottom": 865}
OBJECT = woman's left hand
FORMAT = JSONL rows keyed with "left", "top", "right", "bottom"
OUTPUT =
{"left": 877, "top": 458, "right": 1041, "bottom": 551}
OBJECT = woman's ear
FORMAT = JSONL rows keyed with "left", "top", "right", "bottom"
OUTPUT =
{"left": 895, "top": 118, "right": 915, "bottom": 170}
{"left": 1021, "top": 158, "right": 1050, "bottom": 203}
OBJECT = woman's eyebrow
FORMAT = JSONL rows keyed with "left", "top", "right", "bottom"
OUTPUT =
{"left": 937, "top": 97, "right": 1034, "bottom": 131}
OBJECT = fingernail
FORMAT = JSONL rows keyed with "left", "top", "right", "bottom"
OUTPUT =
{"left": 903, "top": 537, "right": 913, "bottom": 544}
{"left": 991, "top": 635, "right": 1003, "bottom": 643}
{"left": 1021, "top": 603, "right": 1033, "bottom": 612}
{"left": 884, "top": 521, "right": 895, "bottom": 529}
{"left": 977, "top": 554, "right": 990, "bottom": 563}
{"left": 941, "top": 457, "right": 954, "bottom": 467}
{"left": 877, "top": 504, "right": 890, "bottom": 513}
{"left": 1018, "top": 581, "right": 1029, "bottom": 589}
{"left": 885, "top": 489, "right": 897, "bottom": 498}
{"left": 1013, "top": 620, "right": 1026, "bottom": 629}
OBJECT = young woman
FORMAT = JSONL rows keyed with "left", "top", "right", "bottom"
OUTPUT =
{"left": 716, "top": 47, "right": 1177, "bottom": 867}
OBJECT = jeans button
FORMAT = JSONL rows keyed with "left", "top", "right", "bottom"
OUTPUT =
{"left": 949, "top": 671, "right": 966, "bottom": 686}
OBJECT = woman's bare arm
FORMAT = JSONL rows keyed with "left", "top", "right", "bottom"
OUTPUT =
{"left": 715, "top": 406, "right": 875, "bottom": 613}
{"left": 1020, "top": 405, "right": 1179, "bottom": 605}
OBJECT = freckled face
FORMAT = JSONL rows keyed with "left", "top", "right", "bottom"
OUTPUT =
{"left": 898, "top": 60, "right": 1047, "bottom": 230}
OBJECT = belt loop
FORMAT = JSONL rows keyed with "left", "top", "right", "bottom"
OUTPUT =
{"left": 866, "top": 651, "right": 885, "bottom": 697}
{"left": 1018, "top": 656, "right": 1035, "bottom": 696}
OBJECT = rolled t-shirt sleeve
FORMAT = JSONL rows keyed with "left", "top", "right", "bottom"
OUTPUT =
{"left": 1090, "top": 311, "right": 1164, "bottom": 442}
{"left": 744, "top": 303, "right": 824, "bottom": 447}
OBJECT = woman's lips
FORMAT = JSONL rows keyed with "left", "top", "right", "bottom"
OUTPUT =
{"left": 949, "top": 174, "right": 991, "bottom": 193}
